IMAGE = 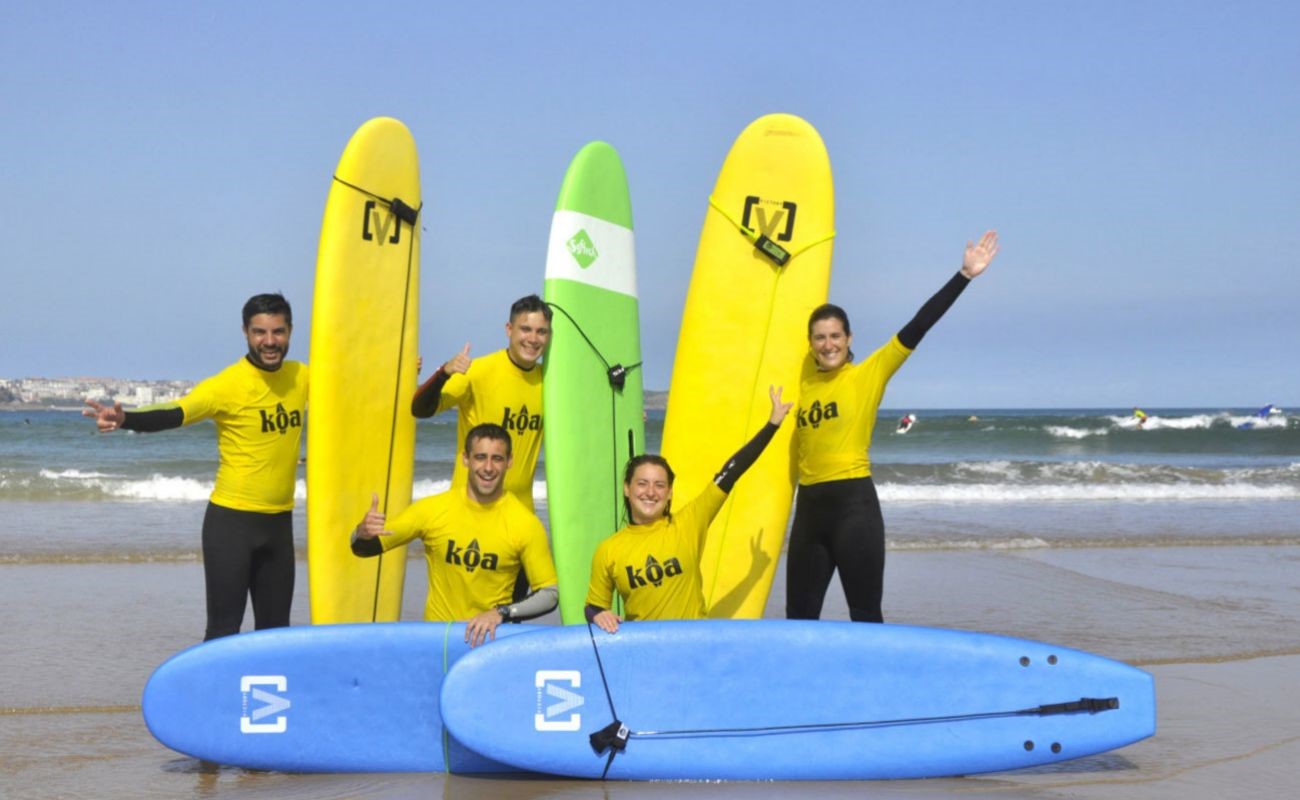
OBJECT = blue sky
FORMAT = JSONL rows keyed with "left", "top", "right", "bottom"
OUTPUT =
{"left": 2, "top": 1, "right": 1296, "bottom": 408}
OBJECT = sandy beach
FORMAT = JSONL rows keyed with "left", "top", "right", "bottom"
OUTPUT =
{"left": 3, "top": 544, "right": 1297, "bottom": 799}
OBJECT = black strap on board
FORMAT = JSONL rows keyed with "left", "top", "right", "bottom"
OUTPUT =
{"left": 332, "top": 176, "right": 422, "bottom": 226}
{"left": 626, "top": 696, "right": 1121, "bottom": 740}
{"left": 584, "top": 622, "right": 626, "bottom": 779}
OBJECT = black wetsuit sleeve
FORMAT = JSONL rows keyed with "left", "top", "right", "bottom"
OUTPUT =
{"left": 351, "top": 534, "right": 383, "bottom": 558}
{"left": 713, "top": 421, "right": 780, "bottom": 493}
{"left": 410, "top": 367, "right": 451, "bottom": 418}
{"left": 585, "top": 603, "right": 606, "bottom": 622}
{"left": 121, "top": 407, "right": 184, "bottom": 433}
{"left": 897, "top": 271, "right": 971, "bottom": 350}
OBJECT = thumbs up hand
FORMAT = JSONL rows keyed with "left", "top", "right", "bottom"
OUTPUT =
{"left": 444, "top": 343, "right": 472, "bottom": 375}
{"left": 356, "top": 493, "right": 392, "bottom": 539}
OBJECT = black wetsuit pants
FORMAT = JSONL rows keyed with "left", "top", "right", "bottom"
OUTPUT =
{"left": 786, "top": 477, "right": 885, "bottom": 623}
{"left": 201, "top": 502, "right": 295, "bottom": 640}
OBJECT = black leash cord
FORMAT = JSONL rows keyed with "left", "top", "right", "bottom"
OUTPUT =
{"left": 546, "top": 300, "right": 642, "bottom": 558}
{"left": 584, "top": 622, "right": 626, "bottom": 779}
{"left": 331, "top": 176, "right": 422, "bottom": 227}
{"left": 628, "top": 697, "right": 1121, "bottom": 740}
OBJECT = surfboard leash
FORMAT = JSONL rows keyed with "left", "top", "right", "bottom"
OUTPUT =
{"left": 544, "top": 302, "right": 643, "bottom": 391}
{"left": 706, "top": 196, "right": 835, "bottom": 267}
{"left": 584, "top": 622, "right": 629, "bottom": 779}
{"left": 331, "top": 176, "right": 422, "bottom": 228}
{"left": 330, "top": 173, "right": 424, "bottom": 623}
{"left": 545, "top": 299, "right": 643, "bottom": 544}
{"left": 624, "top": 696, "right": 1121, "bottom": 740}
{"left": 378, "top": 184, "right": 421, "bottom": 623}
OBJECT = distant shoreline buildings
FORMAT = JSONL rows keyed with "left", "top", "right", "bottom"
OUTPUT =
{"left": 0, "top": 377, "right": 193, "bottom": 409}
{"left": 0, "top": 377, "right": 669, "bottom": 410}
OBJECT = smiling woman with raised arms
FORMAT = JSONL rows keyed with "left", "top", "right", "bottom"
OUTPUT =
{"left": 788, "top": 230, "right": 1000, "bottom": 624}
{"left": 584, "top": 385, "right": 793, "bottom": 633}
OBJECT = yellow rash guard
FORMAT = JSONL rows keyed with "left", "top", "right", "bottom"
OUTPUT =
{"left": 378, "top": 489, "right": 556, "bottom": 621}
{"left": 176, "top": 358, "right": 308, "bottom": 512}
{"left": 796, "top": 336, "right": 911, "bottom": 485}
{"left": 586, "top": 484, "right": 726, "bottom": 621}
{"left": 427, "top": 349, "right": 543, "bottom": 510}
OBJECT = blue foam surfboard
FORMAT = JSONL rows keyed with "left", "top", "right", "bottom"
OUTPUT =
{"left": 142, "top": 622, "right": 530, "bottom": 772}
{"left": 440, "top": 620, "right": 1156, "bottom": 780}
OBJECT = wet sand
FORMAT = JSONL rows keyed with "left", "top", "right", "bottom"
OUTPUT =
{"left": 3, "top": 546, "right": 1298, "bottom": 799}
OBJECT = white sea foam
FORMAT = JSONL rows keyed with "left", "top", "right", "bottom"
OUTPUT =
{"left": 412, "top": 478, "right": 454, "bottom": 497}
{"left": 1142, "top": 413, "right": 1221, "bottom": 430}
{"left": 1046, "top": 425, "right": 1111, "bottom": 439}
{"left": 1226, "top": 413, "right": 1290, "bottom": 430}
{"left": 107, "top": 474, "right": 212, "bottom": 501}
{"left": 38, "top": 468, "right": 116, "bottom": 480}
{"left": 878, "top": 481, "right": 1299, "bottom": 503}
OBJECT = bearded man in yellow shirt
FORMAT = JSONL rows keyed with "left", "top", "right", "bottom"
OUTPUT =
{"left": 84, "top": 293, "right": 307, "bottom": 641}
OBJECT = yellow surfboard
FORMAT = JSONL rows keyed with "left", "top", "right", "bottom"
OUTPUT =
{"left": 662, "top": 113, "right": 834, "bottom": 619}
{"left": 307, "top": 117, "right": 421, "bottom": 623}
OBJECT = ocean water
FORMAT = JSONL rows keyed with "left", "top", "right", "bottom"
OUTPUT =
{"left": 3, "top": 406, "right": 1297, "bottom": 560}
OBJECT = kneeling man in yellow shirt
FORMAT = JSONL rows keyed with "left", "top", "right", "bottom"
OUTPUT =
{"left": 352, "top": 423, "right": 557, "bottom": 646}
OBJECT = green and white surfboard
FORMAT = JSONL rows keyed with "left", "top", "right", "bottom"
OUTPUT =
{"left": 542, "top": 141, "right": 644, "bottom": 624}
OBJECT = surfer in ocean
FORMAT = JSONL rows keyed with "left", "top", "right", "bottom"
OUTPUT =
{"left": 584, "top": 386, "right": 792, "bottom": 632}
{"left": 788, "top": 231, "right": 999, "bottom": 624}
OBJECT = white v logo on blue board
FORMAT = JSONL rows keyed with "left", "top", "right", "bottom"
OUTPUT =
{"left": 534, "top": 670, "right": 584, "bottom": 732}
{"left": 240, "top": 675, "right": 290, "bottom": 734}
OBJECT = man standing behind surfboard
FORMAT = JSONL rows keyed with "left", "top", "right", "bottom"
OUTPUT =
{"left": 411, "top": 294, "right": 551, "bottom": 602}
{"left": 84, "top": 293, "right": 307, "bottom": 641}
{"left": 351, "top": 423, "right": 557, "bottom": 646}
{"left": 411, "top": 294, "right": 550, "bottom": 505}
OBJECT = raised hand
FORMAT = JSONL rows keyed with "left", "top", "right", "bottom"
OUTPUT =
{"left": 961, "top": 230, "right": 1000, "bottom": 279}
{"left": 768, "top": 385, "right": 793, "bottom": 425}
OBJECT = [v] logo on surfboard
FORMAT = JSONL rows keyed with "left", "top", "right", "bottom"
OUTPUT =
{"left": 566, "top": 229, "right": 599, "bottom": 268}
{"left": 361, "top": 200, "right": 402, "bottom": 245}
{"left": 742, "top": 196, "right": 797, "bottom": 242}
{"left": 240, "top": 675, "right": 290, "bottom": 734}
{"left": 534, "top": 670, "right": 584, "bottom": 731}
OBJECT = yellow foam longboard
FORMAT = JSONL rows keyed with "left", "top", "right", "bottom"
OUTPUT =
{"left": 307, "top": 118, "right": 420, "bottom": 623}
{"left": 662, "top": 113, "right": 833, "bottom": 619}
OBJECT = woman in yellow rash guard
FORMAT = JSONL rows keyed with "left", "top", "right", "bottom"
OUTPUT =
{"left": 789, "top": 231, "right": 1000, "bottom": 623}
{"left": 584, "top": 386, "right": 793, "bottom": 632}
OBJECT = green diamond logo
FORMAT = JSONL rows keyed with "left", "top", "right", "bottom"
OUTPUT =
{"left": 566, "top": 229, "right": 599, "bottom": 269}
